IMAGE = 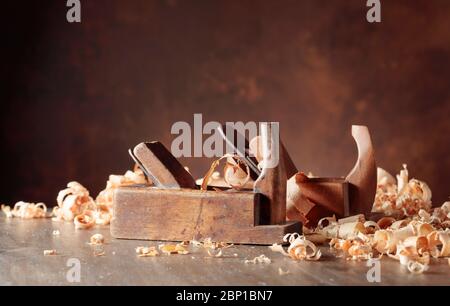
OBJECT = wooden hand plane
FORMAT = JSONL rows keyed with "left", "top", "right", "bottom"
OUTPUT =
{"left": 286, "top": 125, "right": 377, "bottom": 226}
{"left": 110, "top": 123, "right": 301, "bottom": 245}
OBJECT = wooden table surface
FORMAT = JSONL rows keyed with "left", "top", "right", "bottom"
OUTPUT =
{"left": 0, "top": 217, "right": 449, "bottom": 286}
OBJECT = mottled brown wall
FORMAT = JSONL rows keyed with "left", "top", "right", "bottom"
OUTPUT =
{"left": 1, "top": 0, "right": 449, "bottom": 206}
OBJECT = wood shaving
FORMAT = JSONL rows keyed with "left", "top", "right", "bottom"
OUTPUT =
{"left": 373, "top": 165, "right": 432, "bottom": 217}
{"left": 318, "top": 217, "right": 367, "bottom": 240}
{"left": 200, "top": 154, "right": 252, "bottom": 190}
{"left": 43, "top": 249, "right": 57, "bottom": 256}
{"left": 190, "top": 237, "right": 233, "bottom": 250}
{"left": 93, "top": 249, "right": 106, "bottom": 257}
{"left": 95, "top": 167, "right": 147, "bottom": 225}
{"left": 407, "top": 260, "right": 429, "bottom": 274}
{"left": 312, "top": 195, "right": 450, "bottom": 273}
{"left": 270, "top": 233, "right": 322, "bottom": 261}
{"left": 377, "top": 217, "right": 396, "bottom": 229}
{"left": 427, "top": 231, "right": 450, "bottom": 257}
{"left": 159, "top": 243, "right": 189, "bottom": 255}
{"left": 53, "top": 167, "right": 147, "bottom": 227}
{"left": 1, "top": 204, "right": 13, "bottom": 218}
{"left": 330, "top": 237, "right": 373, "bottom": 261}
{"left": 54, "top": 182, "right": 95, "bottom": 222}
{"left": 74, "top": 211, "right": 95, "bottom": 229}
{"left": 2, "top": 202, "right": 47, "bottom": 219}
{"left": 278, "top": 268, "right": 290, "bottom": 275}
{"left": 136, "top": 246, "right": 159, "bottom": 257}
{"left": 52, "top": 230, "right": 60, "bottom": 236}
{"left": 89, "top": 234, "right": 105, "bottom": 245}
{"left": 244, "top": 254, "right": 271, "bottom": 264}
{"left": 223, "top": 156, "right": 251, "bottom": 189}
{"left": 207, "top": 249, "right": 223, "bottom": 257}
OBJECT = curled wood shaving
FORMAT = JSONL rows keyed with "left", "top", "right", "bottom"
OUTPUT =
{"left": 223, "top": 156, "right": 251, "bottom": 189}
{"left": 95, "top": 168, "right": 147, "bottom": 225}
{"left": 74, "top": 211, "right": 95, "bottom": 230}
{"left": 43, "top": 249, "right": 57, "bottom": 256}
{"left": 207, "top": 249, "right": 223, "bottom": 257}
{"left": 195, "top": 171, "right": 229, "bottom": 188}
{"left": 2, "top": 202, "right": 47, "bottom": 219}
{"left": 1, "top": 205, "right": 12, "bottom": 218}
{"left": 200, "top": 154, "right": 252, "bottom": 191}
{"left": 427, "top": 231, "right": 450, "bottom": 257}
{"left": 89, "top": 234, "right": 105, "bottom": 245}
{"left": 136, "top": 246, "right": 159, "bottom": 257}
{"left": 407, "top": 261, "right": 429, "bottom": 274}
{"left": 54, "top": 182, "right": 95, "bottom": 222}
{"left": 377, "top": 217, "right": 396, "bottom": 229}
{"left": 330, "top": 237, "right": 374, "bottom": 261}
{"left": 377, "top": 167, "right": 396, "bottom": 185}
{"left": 319, "top": 219, "right": 366, "bottom": 240}
{"left": 373, "top": 224, "right": 416, "bottom": 254}
{"left": 244, "top": 254, "right": 271, "bottom": 264}
{"left": 364, "top": 221, "right": 380, "bottom": 234}
{"left": 270, "top": 233, "right": 322, "bottom": 261}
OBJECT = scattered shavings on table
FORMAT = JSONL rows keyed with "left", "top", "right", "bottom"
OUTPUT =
{"left": 2, "top": 162, "right": 449, "bottom": 276}
{"left": 244, "top": 254, "right": 271, "bottom": 264}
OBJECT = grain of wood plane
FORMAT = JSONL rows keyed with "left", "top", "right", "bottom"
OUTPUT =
{"left": 111, "top": 123, "right": 301, "bottom": 245}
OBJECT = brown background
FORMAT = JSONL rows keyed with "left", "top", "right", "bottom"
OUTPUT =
{"left": 1, "top": 0, "right": 449, "bottom": 206}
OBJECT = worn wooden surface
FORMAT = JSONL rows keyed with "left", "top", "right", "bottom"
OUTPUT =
{"left": 1, "top": 217, "right": 449, "bottom": 286}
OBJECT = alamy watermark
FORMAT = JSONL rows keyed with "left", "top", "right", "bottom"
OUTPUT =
{"left": 65, "top": 1, "right": 380, "bottom": 24}
{"left": 366, "top": 0, "right": 381, "bottom": 23}
{"left": 66, "top": 258, "right": 81, "bottom": 283}
{"left": 366, "top": 258, "right": 381, "bottom": 283}
{"left": 170, "top": 114, "right": 280, "bottom": 168}
{"left": 66, "top": 0, "right": 81, "bottom": 23}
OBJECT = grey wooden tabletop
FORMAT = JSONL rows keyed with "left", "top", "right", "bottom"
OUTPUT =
{"left": 0, "top": 217, "right": 449, "bottom": 286}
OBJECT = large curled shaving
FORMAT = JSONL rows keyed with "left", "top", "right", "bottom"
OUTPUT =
{"left": 200, "top": 154, "right": 251, "bottom": 191}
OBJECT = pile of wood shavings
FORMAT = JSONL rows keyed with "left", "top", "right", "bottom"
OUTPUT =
{"left": 297, "top": 200, "right": 450, "bottom": 274}
{"left": 373, "top": 165, "right": 432, "bottom": 217}
{"left": 52, "top": 167, "right": 147, "bottom": 228}
{"left": 134, "top": 238, "right": 236, "bottom": 259}
{"left": 1, "top": 202, "right": 47, "bottom": 219}
{"left": 1, "top": 167, "right": 147, "bottom": 231}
